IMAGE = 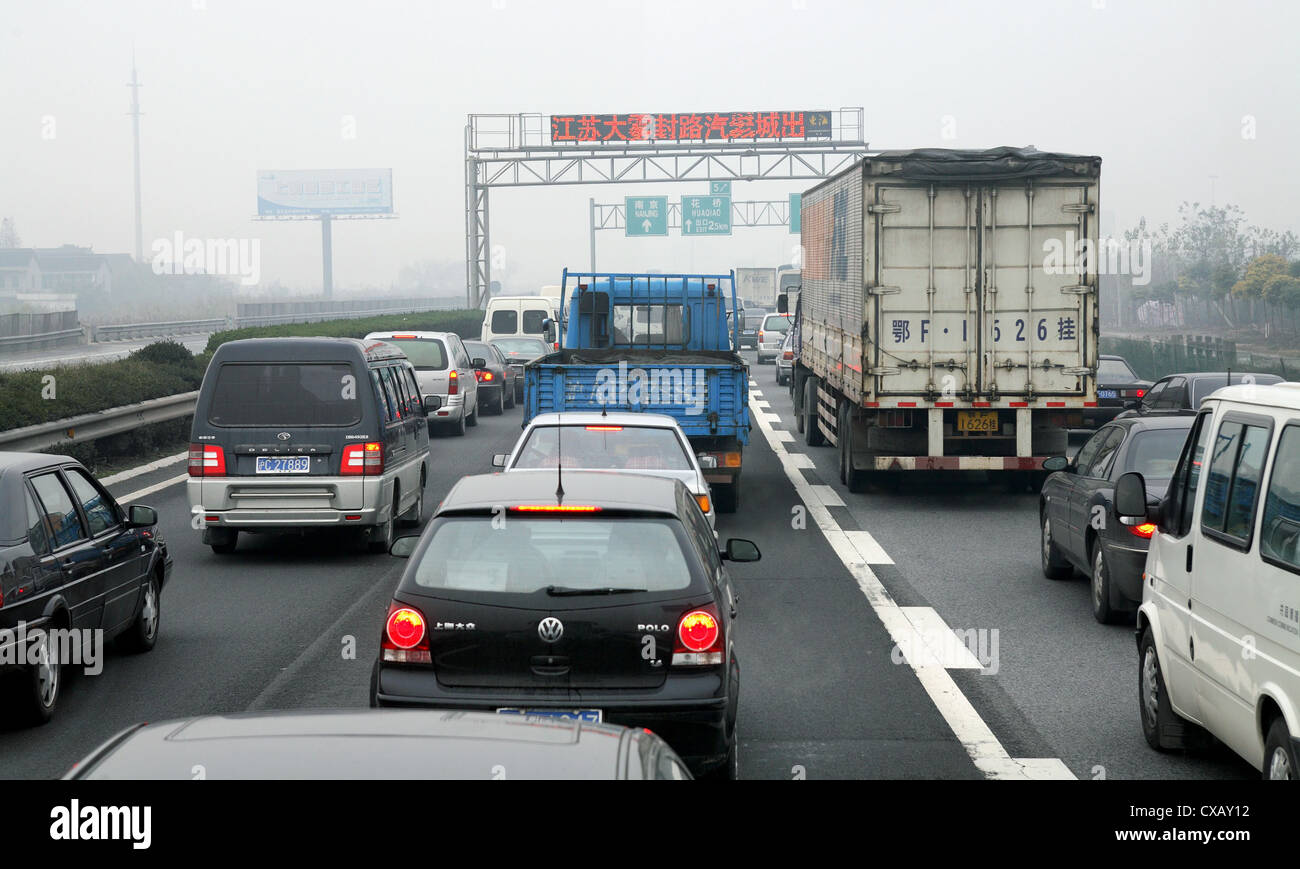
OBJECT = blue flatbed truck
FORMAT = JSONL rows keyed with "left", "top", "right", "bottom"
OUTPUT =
{"left": 522, "top": 270, "right": 751, "bottom": 513}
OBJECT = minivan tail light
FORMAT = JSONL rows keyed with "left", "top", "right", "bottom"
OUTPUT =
{"left": 342, "top": 442, "right": 384, "bottom": 475}
{"left": 448, "top": 369, "right": 458, "bottom": 395}
{"left": 382, "top": 601, "right": 431, "bottom": 665}
{"left": 673, "top": 604, "right": 723, "bottom": 666}
{"left": 188, "top": 444, "right": 226, "bottom": 477}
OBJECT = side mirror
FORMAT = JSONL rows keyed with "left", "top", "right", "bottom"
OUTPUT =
{"left": 542, "top": 319, "right": 557, "bottom": 344}
{"left": 423, "top": 394, "right": 442, "bottom": 411}
{"left": 390, "top": 535, "right": 420, "bottom": 558}
{"left": 1041, "top": 455, "right": 1070, "bottom": 472}
{"left": 1115, "top": 472, "right": 1153, "bottom": 525}
{"left": 491, "top": 454, "right": 507, "bottom": 468}
{"left": 777, "top": 294, "right": 788, "bottom": 314}
{"left": 126, "top": 505, "right": 158, "bottom": 528}
{"left": 722, "top": 538, "right": 761, "bottom": 562}
{"left": 471, "top": 357, "right": 487, "bottom": 370}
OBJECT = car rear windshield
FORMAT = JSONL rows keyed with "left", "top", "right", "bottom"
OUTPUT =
{"left": 380, "top": 338, "right": 446, "bottom": 370}
{"left": 522, "top": 309, "right": 548, "bottom": 334}
{"left": 1098, "top": 358, "right": 1137, "bottom": 381}
{"left": 1192, "top": 375, "right": 1282, "bottom": 406}
{"left": 762, "top": 315, "right": 793, "bottom": 333}
{"left": 207, "top": 363, "right": 362, "bottom": 427}
{"left": 412, "top": 517, "right": 693, "bottom": 593}
{"left": 1124, "top": 427, "right": 1193, "bottom": 479}
{"left": 491, "top": 338, "right": 548, "bottom": 356}
{"left": 463, "top": 341, "right": 494, "bottom": 362}
{"left": 512, "top": 425, "right": 692, "bottom": 471}
{"left": 744, "top": 314, "right": 766, "bottom": 329}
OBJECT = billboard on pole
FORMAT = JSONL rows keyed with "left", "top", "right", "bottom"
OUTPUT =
{"left": 257, "top": 169, "right": 394, "bottom": 216}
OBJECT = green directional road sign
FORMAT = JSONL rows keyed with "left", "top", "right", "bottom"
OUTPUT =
{"left": 789, "top": 193, "right": 802, "bottom": 234}
{"left": 625, "top": 197, "right": 668, "bottom": 236}
{"left": 709, "top": 180, "right": 732, "bottom": 197}
{"left": 681, "top": 195, "right": 732, "bottom": 236}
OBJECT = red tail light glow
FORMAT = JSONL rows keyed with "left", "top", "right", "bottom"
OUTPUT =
{"left": 188, "top": 444, "right": 226, "bottom": 477}
{"left": 782, "top": 350, "right": 794, "bottom": 360}
{"left": 1135, "top": 389, "right": 1145, "bottom": 399}
{"left": 585, "top": 425, "right": 623, "bottom": 432}
{"left": 475, "top": 370, "right": 494, "bottom": 382}
{"left": 510, "top": 504, "right": 601, "bottom": 513}
{"left": 448, "top": 369, "right": 458, "bottom": 395}
{"left": 341, "top": 442, "right": 384, "bottom": 475}
{"left": 673, "top": 605, "right": 723, "bottom": 666}
{"left": 391, "top": 334, "right": 417, "bottom": 339}
{"left": 1129, "top": 523, "right": 1157, "bottom": 539}
{"left": 382, "top": 602, "right": 431, "bottom": 664}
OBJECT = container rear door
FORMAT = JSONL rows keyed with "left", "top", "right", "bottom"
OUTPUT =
{"left": 979, "top": 182, "right": 1093, "bottom": 398}
{"left": 873, "top": 183, "right": 978, "bottom": 398}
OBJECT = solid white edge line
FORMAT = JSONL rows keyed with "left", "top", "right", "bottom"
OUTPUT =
{"left": 748, "top": 394, "right": 1075, "bottom": 781}
{"left": 100, "top": 450, "right": 190, "bottom": 486}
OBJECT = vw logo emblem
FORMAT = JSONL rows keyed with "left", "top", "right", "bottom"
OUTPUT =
{"left": 276, "top": 432, "right": 292, "bottom": 441}
{"left": 537, "top": 617, "right": 564, "bottom": 643}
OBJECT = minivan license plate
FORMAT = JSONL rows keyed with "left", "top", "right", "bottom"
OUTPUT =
{"left": 255, "top": 456, "right": 310, "bottom": 474}
{"left": 496, "top": 708, "right": 602, "bottom": 723}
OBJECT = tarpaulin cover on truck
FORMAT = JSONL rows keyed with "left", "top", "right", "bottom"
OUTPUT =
{"left": 869, "top": 146, "right": 1102, "bottom": 182}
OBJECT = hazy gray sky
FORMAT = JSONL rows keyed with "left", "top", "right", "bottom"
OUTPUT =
{"left": 3, "top": 0, "right": 1297, "bottom": 294}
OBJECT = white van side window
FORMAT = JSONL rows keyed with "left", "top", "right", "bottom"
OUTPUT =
{"left": 491, "top": 309, "right": 518, "bottom": 335}
{"left": 1261, "top": 425, "right": 1300, "bottom": 572}
{"left": 1202, "top": 419, "right": 1271, "bottom": 547}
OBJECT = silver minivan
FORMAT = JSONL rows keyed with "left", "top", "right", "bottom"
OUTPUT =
{"left": 188, "top": 338, "right": 433, "bottom": 554}
{"left": 365, "top": 331, "right": 481, "bottom": 436}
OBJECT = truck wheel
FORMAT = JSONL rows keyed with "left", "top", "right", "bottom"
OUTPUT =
{"left": 714, "top": 480, "right": 740, "bottom": 514}
{"left": 842, "top": 407, "right": 868, "bottom": 493}
{"left": 794, "top": 378, "right": 805, "bottom": 434}
{"left": 803, "top": 377, "right": 825, "bottom": 447}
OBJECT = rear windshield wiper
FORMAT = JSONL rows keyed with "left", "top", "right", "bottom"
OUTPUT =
{"left": 545, "top": 586, "right": 647, "bottom": 596}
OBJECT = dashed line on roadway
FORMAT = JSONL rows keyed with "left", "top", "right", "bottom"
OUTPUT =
{"left": 747, "top": 394, "right": 1075, "bottom": 781}
{"left": 100, "top": 450, "right": 189, "bottom": 486}
{"left": 118, "top": 474, "right": 189, "bottom": 506}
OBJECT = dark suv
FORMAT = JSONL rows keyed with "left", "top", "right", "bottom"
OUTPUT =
{"left": 0, "top": 452, "right": 170, "bottom": 725}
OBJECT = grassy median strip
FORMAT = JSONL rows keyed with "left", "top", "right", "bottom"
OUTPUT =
{"left": 0, "top": 308, "right": 484, "bottom": 468}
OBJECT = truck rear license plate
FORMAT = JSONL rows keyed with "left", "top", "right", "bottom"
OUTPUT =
{"left": 497, "top": 708, "right": 602, "bottom": 723}
{"left": 957, "top": 411, "right": 999, "bottom": 433}
{"left": 1098, "top": 389, "right": 1118, "bottom": 399}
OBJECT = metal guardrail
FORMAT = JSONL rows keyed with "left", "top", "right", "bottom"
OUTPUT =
{"left": 0, "top": 391, "right": 198, "bottom": 453}
{"left": 93, "top": 318, "right": 228, "bottom": 342}
{"left": 0, "top": 327, "right": 85, "bottom": 352}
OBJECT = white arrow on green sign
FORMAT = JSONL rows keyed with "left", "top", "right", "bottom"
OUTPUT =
{"left": 681, "top": 195, "right": 732, "bottom": 236}
{"left": 625, "top": 197, "right": 668, "bottom": 236}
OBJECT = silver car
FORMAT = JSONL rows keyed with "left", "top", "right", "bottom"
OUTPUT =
{"left": 756, "top": 313, "right": 794, "bottom": 364}
{"left": 776, "top": 328, "right": 795, "bottom": 385}
{"left": 365, "top": 331, "right": 480, "bottom": 436}
{"left": 492, "top": 412, "right": 717, "bottom": 528}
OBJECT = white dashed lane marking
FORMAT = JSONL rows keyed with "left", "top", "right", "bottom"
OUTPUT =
{"left": 748, "top": 394, "right": 1075, "bottom": 780}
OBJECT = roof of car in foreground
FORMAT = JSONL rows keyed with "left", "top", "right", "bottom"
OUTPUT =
{"left": 1201, "top": 381, "right": 1300, "bottom": 410}
{"left": 525, "top": 411, "right": 683, "bottom": 429}
{"left": 213, "top": 336, "right": 404, "bottom": 362}
{"left": 438, "top": 469, "right": 684, "bottom": 515}
{"left": 0, "top": 452, "right": 78, "bottom": 544}
{"left": 364, "top": 331, "right": 455, "bottom": 340}
{"left": 67, "top": 710, "right": 638, "bottom": 780}
{"left": 1119, "top": 414, "right": 1198, "bottom": 431}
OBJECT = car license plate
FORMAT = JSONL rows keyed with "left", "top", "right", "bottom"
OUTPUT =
{"left": 957, "top": 410, "right": 999, "bottom": 433}
{"left": 1098, "top": 389, "right": 1118, "bottom": 399}
{"left": 255, "top": 456, "right": 310, "bottom": 474}
{"left": 496, "top": 708, "right": 602, "bottom": 723}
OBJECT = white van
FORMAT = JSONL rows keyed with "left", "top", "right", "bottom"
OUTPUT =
{"left": 1116, "top": 381, "right": 1300, "bottom": 778}
{"left": 481, "top": 296, "right": 560, "bottom": 349}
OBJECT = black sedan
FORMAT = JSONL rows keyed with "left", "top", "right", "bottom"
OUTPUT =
{"left": 463, "top": 339, "right": 516, "bottom": 414}
{"left": 738, "top": 313, "right": 766, "bottom": 350}
{"left": 1088, "top": 355, "right": 1151, "bottom": 426}
{"left": 489, "top": 336, "right": 550, "bottom": 403}
{"left": 1116, "top": 371, "right": 1283, "bottom": 419}
{"left": 370, "top": 469, "right": 760, "bottom": 779}
{"left": 65, "top": 710, "right": 694, "bottom": 779}
{"left": 1039, "top": 416, "right": 1193, "bottom": 623}
{"left": 0, "top": 452, "right": 170, "bottom": 725}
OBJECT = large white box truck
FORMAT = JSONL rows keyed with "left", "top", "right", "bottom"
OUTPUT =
{"left": 735, "top": 267, "right": 777, "bottom": 308}
{"left": 783, "top": 146, "right": 1101, "bottom": 490}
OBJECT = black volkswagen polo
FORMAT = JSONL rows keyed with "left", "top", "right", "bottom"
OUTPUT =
{"left": 0, "top": 452, "right": 171, "bottom": 725}
{"left": 370, "top": 470, "right": 759, "bottom": 779}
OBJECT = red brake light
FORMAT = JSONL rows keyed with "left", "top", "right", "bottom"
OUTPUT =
{"left": 188, "top": 444, "right": 226, "bottom": 477}
{"left": 509, "top": 504, "right": 601, "bottom": 513}
{"left": 1135, "top": 389, "right": 1145, "bottom": 398}
{"left": 758, "top": 330, "right": 765, "bottom": 341}
{"left": 585, "top": 425, "right": 623, "bottom": 432}
{"left": 448, "top": 369, "right": 458, "bottom": 395}
{"left": 673, "top": 604, "right": 723, "bottom": 665}
{"left": 1129, "top": 523, "right": 1157, "bottom": 539}
{"left": 475, "top": 370, "right": 494, "bottom": 382}
{"left": 342, "top": 442, "right": 384, "bottom": 475}
{"left": 782, "top": 350, "right": 794, "bottom": 360}
{"left": 382, "top": 602, "right": 431, "bottom": 664}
